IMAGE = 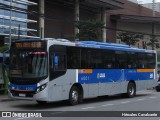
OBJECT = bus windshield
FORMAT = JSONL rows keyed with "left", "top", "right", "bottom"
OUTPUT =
{"left": 10, "top": 50, "right": 48, "bottom": 78}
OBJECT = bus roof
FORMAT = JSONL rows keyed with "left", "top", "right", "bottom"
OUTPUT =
{"left": 76, "top": 41, "right": 155, "bottom": 53}
{"left": 13, "top": 38, "right": 155, "bottom": 54}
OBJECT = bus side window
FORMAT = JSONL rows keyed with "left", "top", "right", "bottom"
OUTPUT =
{"left": 52, "top": 53, "right": 66, "bottom": 71}
{"left": 127, "top": 52, "right": 137, "bottom": 69}
{"left": 115, "top": 51, "right": 127, "bottom": 69}
{"left": 137, "top": 53, "right": 147, "bottom": 69}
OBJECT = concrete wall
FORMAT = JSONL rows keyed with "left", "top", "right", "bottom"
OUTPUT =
{"left": 29, "top": 0, "right": 119, "bottom": 42}
{"left": 116, "top": 21, "right": 160, "bottom": 49}
{"left": 109, "top": 0, "right": 160, "bottom": 16}
{"left": 106, "top": 14, "right": 117, "bottom": 43}
{"left": 28, "top": 0, "right": 160, "bottom": 47}
{"left": 108, "top": 0, "right": 160, "bottom": 49}
{"left": 117, "top": 22, "right": 160, "bottom": 35}
{"left": 44, "top": 1, "right": 97, "bottom": 40}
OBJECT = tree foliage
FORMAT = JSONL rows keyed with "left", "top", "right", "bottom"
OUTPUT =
{"left": 117, "top": 32, "right": 143, "bottom": 45}
{"left": 75, "top": 20, "right": 104, "bottom": 41}
{"left": 147, "top": 35, "right": 160, "bottom": 50}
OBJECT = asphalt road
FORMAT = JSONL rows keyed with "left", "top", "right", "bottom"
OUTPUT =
{"left": 0, "top": 89, "right": 160, "bottom": 120}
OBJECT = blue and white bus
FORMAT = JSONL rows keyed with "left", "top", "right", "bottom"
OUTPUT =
{"left": 8, "top": 38, "right": 157, "bottom": 105}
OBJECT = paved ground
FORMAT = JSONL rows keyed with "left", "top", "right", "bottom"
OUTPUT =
{"left": 0, "top": 89, "right": 160, "bottom": 120}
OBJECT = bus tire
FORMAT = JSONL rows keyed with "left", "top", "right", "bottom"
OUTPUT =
{"left": 69, "top": 86, "right": 80, "bottom": 105}
{"left": 155, "top": 85, "right": 160, "bottom": 92}
{"left": 127, "top": 82, "right": 136, "bottom": 98}
{"left": 156, "top": 87, "right": 160, "bottom": 92}
{"left": 36, "top": 100, "right": 47, "bottom": 105}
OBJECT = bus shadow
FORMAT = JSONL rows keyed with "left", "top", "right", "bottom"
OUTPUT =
{"left": 11, "top": 100, "right": 70, "bottom": 110}
{"left": 82, "top": 93, "right": 151, "bottom": 105}
{"left": 11, "top": 93, "right": 152, "bottom": 110}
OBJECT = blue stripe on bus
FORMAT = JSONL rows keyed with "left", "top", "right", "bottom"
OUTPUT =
{"left": 77, "top": 43, "right": 154, "bottom": 53}
{"left": 9, "top": 83, "right": 37, "bottom": 91}
{"left": 78, "top": 69, "right": 154, "bottom": 84}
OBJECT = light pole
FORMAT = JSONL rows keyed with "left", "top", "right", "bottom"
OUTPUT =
{"left": 152, "top": 0, "right": 156, "bottom": 50}
{"left": 39, "top": 0, "right": 45, "bottom": 39}
{"left": 152, "top": 0, "right": 156, "bottom": 17}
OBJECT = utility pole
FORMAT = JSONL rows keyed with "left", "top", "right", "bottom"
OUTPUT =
{"left": 75, "top": 0, "right": 79, "bottom": 41}
{"left": 102, "top": 8, "right": 106, "bottom": 43}
{"left": 39, "top": 0, "right": 45, "bottom": 39}
{"left": 9, "top": 0, "right": 12, "bottom": 48}
{"left": 152, "top": 0, "right": 156, "bottom": 17}
{"left": 152, "top": 0, "right": 156, "bottom": 50}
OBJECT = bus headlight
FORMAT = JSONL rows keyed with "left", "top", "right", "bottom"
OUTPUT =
{"left": 36, "top": 84, "right": 47, "bottom": 93}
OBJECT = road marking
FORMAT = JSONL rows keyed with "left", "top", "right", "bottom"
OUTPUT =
{"left": 101, "top": 104, "right": 114, "bottom": 107}
{"left": 51, "top": 111, "right": 66, "bottom": 115}
{"left": 149, "top": 97, "right": 157, "bottom": 99}
{"left": 121, "top": 101, "right": 130, "bottom": 104}
{"left": 14, "top": 118, "right": 24, "bottom": 120}
{"left": 14, "top": 118, "right": 30, "bottom": 120}
{"left": 81, "top": 107, "right": 95, "bottom": 110}
{"left": 137, "top": 98, "right": 145, "bottom": 101}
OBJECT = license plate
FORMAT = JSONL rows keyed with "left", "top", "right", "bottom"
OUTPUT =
{"left": 19, "top": 93, "right": 26, "bottom": 97}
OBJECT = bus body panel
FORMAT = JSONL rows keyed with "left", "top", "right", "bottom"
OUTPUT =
{"left": 48, "top": 70, "right": 76, "bottom": 101}
{"left": 8, "top": 39, "right": 158, "bottom": 103}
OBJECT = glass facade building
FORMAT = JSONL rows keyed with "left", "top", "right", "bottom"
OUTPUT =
{"left": 0, "top": 0, "right": 37, "bottom": 41}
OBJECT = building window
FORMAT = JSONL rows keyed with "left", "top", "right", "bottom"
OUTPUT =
{"left": 0, "top": 0, "right": 37, "bottom": 38}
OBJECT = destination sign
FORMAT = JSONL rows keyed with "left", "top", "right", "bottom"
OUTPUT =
{"left": 15, "top": 42, "right": 45, "bottom": 49}
{"left": 10, "top": 70, "right": 22, "bottom": 75}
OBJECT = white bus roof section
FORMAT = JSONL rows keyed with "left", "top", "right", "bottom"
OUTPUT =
{"left": 45, "top": 38, "right": 76, "bottom": 47}
{"left": 14, "top": 38, "right": 156, "bottom": 54}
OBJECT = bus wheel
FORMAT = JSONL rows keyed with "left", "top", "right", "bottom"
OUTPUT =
{"left": 127, "top": 82, "right": 136, "bottom": 98}
{"left": 36, "top": 100, "right": 47, "bottom": 105}
{"left": 155, "top": 85, "right": 160, "bottom": 92}
{"left": 69, "top": 86, "right": 80, "bottom": 105}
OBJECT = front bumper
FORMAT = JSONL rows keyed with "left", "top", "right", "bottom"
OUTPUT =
{"left": 8, "top": 90, "right": 34, "bottom": 101}
{"left": 8, "top": 87, "right": 48, "bottom": 101}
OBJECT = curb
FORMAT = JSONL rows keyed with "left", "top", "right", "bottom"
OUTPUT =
{"left": 0, "top": 95, "right": 13, "bottom": 102}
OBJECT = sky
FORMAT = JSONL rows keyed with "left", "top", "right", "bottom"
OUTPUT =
{"left": 141, "top": 0, "right": 160, "bottom": 3}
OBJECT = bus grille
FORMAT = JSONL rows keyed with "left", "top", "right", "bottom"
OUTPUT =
{"left": 11, "top": 90, "right": 35, "bottom": 98}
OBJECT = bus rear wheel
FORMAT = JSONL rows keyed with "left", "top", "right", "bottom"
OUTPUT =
{"left": 127, "top": 82, "right": 136, "bottom": 98}
{"left": 69, "top": 86, "right": 80, "bottom": 105}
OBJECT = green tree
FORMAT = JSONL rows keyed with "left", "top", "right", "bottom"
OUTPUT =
{"left": 75, "top": 20, "right": 104, "bottom": 41}
{"left": 117, "top": 32, "right": 143, "bottom": 46}
{"left": 147, "top": 35, "right": 160, "bottom": 50}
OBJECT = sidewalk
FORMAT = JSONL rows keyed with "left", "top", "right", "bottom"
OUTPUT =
{"left": 0, "top": 94, "right": 12, "bottom": 102}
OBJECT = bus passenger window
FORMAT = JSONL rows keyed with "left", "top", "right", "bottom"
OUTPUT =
{"left": 115, "top": 51, "right": 127, "bottom": 69}
{"left": 128, "top": 52, "right": 137, "bottom": 69}
{"left": 67, "top": 47, "right": 80, "bottom": 69}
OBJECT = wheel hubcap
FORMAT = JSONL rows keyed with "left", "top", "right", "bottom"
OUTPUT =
{"left": 72, "top": 90, "right": 78, "bottom": 102}
{"left": 129, "top": 86, "right": 134, "bottom": 95}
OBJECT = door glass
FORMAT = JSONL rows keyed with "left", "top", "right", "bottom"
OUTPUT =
{"left": 53, "top": 53, "right": 66, "bottom": 71}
